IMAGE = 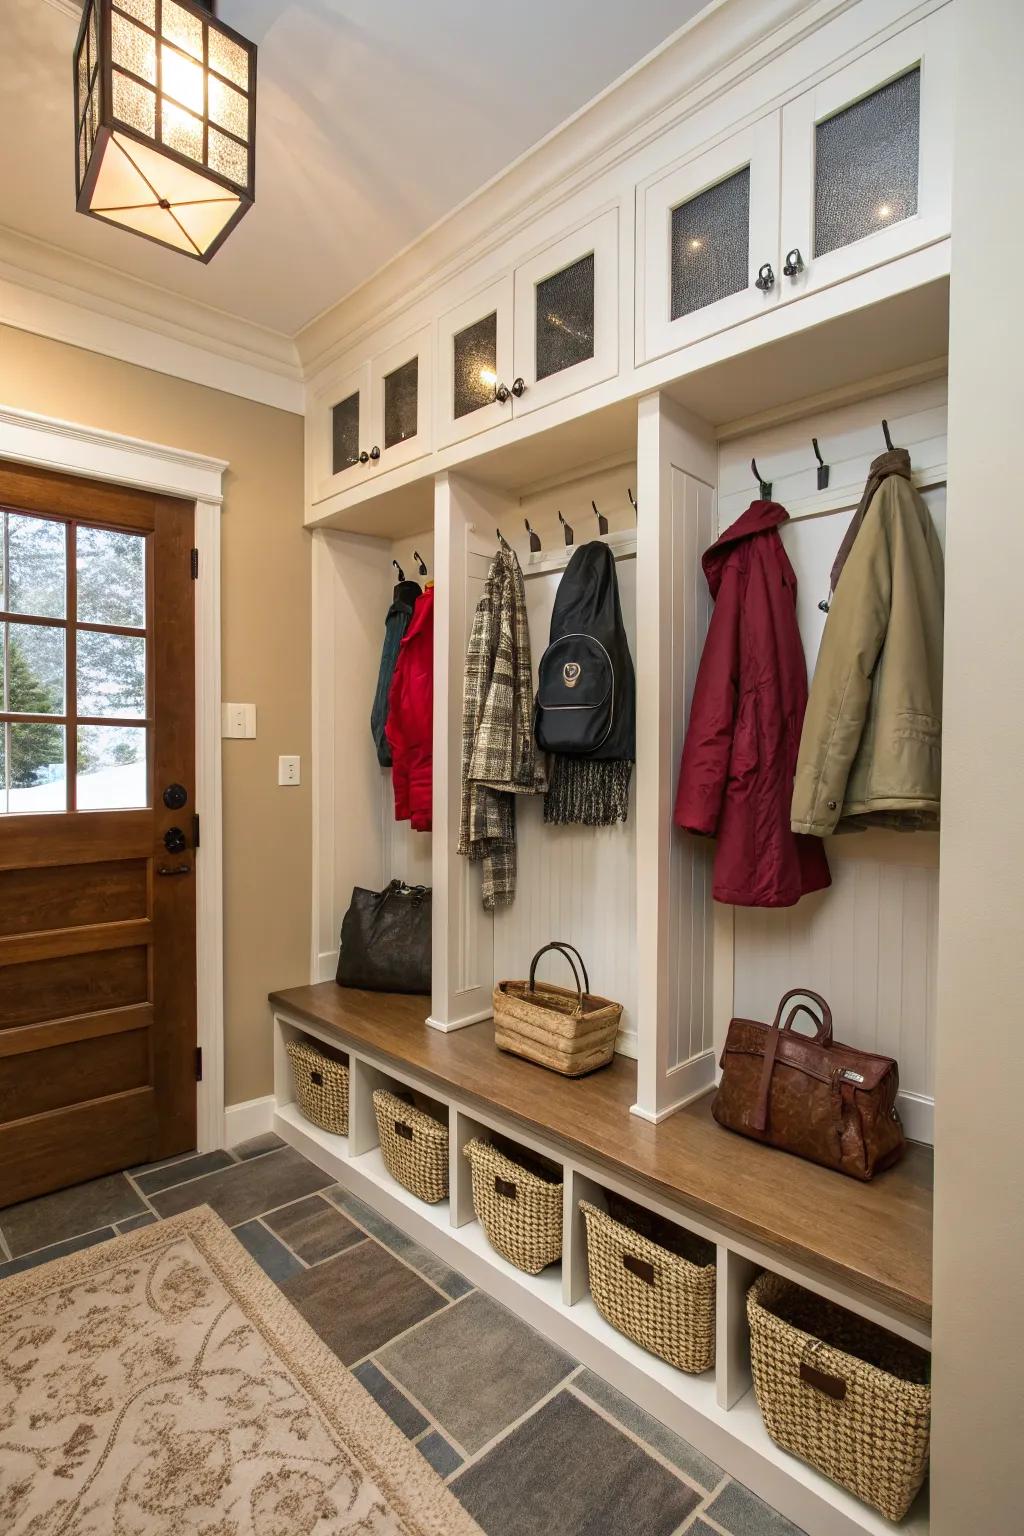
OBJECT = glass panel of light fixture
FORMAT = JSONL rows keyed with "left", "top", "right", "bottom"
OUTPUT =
{"left": 384, "top": 358, "right": 419, "bottom": 449}
{"left": 78, "top": 123, "right": 88, "bottom": 189}
{"left": 208, "top": 29, "right": 249, "bottom": 91}
{"left": 114, "top": 0, "right": 156, "bottom": 27}
{"left": 208, "top": 76, "right": 248, "bottom": 140}
{"left": 332, "top": 394, "right": 360, "bottom": 475}
{"left": 88, "top": 2, "right": 98, "bottom": 78}
{"left": 535, "top": 253, "right": 595, "bottom": 381}
{"left": 814, "top": 68, "right": 920, "bottom": 258}
{"left": 161, "top": 0, "right": 204, "bottom": 62}
{"left": 5, "top": 513, "right": 65, "bottom": 619}
{"left": 77, "top": 37, "right": 90, "bottom": 122}
{"left": 113, "top": 71, "right": 156, "bottom": 137}
{"left": 453, "top": 313, "right": 498, "bottom": 419}
{"left": 670, "top": 167, "right": 750, "bottom": 320}
{"left": 5, "top": 623, "right": 65, "bottom": 715}
{"left": 173, "top": 196, "right": 239, "bottom": 255}
{"left": 161, "top": 44, "right": 204, "bottom": 115}
{"left": 207, "top": 126, "right": 248, "bottom": 188}
{"left": 111, "top": 11, "right": 156, "bottom": 83}
{"left": 161, "top": 99, "right": 203, "bottom": 163}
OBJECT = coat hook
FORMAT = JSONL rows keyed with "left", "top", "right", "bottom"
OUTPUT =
{"left": 592, "top": 500, "right": 609, "bottom": 536}
{"left": 412, "top": 549, "right": 428, "bottom": 576}
{"left": 882, "top": 419, "right": 895, "bottom": 451}
{"left": 558, "top": 511, "right": 574, "bottom": 547}
{"left": 627, "top": 487, "right": 638, "bottom": 518}
{"left": 523, "top": 517, "right": 541, "bottom": 553}
{"left": 752, "top": 458, "right": 772, "bottom": 499}
{"left": 392, "top": 558, "right": 406, "bottom": 582}
{"left": 495, "top": 528, "right": 511, "bottom": 550}
{"left": 812, "top": 437, "right": 830, "bottom": 491}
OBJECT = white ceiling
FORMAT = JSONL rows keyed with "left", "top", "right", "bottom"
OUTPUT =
{"left": 2, "top": 0, "right": 706, "bottom": 337}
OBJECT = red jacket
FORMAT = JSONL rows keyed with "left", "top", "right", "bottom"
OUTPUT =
{"left": 385, "top": 585, "right": 433, "bottom": 832}
{"left": 675, "top": 501, "right": 830, "bottom": 907}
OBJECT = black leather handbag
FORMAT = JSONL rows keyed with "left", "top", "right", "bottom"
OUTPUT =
{"left": 336, "top": 880, "right": 431, "bottom": 994}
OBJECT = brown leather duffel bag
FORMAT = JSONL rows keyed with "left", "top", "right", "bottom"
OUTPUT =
{"left": 711, "top": 990, "right": 905, "bottom": 1180}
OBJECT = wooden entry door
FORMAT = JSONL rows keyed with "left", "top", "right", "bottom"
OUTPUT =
{"left": 0, "top": 461, "right": 197, "bottom": 1207}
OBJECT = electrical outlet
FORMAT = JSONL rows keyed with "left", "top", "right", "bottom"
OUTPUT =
{"left": 222, "top": 703, "right": 256, "bottom": 739}
{"left": 278, "top": 755, "right": 301, "bottom": 786}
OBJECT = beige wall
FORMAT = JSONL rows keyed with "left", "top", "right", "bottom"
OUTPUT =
{"left": 0, "top": 324, "right": 310, "bottom": 1108}
{"left": 931, "top": 1, "right": 1024, "bottom": 1529}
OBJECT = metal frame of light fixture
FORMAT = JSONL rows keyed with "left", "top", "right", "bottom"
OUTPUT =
{"left": 73, "top": 0, "right": 257, "bottom": 262}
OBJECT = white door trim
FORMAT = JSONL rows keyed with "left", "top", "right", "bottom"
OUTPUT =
{"left": 0, "top": 403, "right": 227, "bottom": 1152}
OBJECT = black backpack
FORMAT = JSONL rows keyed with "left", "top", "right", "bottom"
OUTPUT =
{"left": 534, "top": 542, "right": 635, "bottom": 761}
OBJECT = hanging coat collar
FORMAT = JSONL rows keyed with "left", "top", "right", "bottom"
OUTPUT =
{"left": 830, "top": 448, "right": 912, "bottom": 594}
{"left": 702, "top": 500, "right": 790, "bottom": 598}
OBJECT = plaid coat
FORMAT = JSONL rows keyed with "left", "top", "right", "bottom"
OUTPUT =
{"left": 457, "top": 546, "right": 545, "bottom": 908}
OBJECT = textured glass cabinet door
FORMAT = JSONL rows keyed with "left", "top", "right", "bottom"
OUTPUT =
{"left": 814, "top": 69, "right": 920, "bottom": 258}
{"left": 669, "top": 167, "right": 750, "bottom": 320}
{"left": 369, "top": 325, "right": 432, "bottom": 472}
{"left": 436, "top": 277, "right": 513, "bottom": 448}
{"left": 331, "top": 391, "right": 360, "bottom": 475}
{"left": 535, "top": 253, "right": 595, "bottom": 381}
{"left": 312, "top": 361, "right": 370, "bottom": 502}
{"left": 453, "top": 312, "right": 498, "bottom": 419}
{"left": 383, "top": 357, "right": 419, "bottom": 449}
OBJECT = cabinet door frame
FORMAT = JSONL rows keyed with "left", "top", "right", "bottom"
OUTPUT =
{"left": 310, "top": 359, "right": 371, "bottom": 505}
{"left": 778, "top": 11, "right": 953, "bottom": 303}
{"left": 368, "top": 325, "right": 433, "bottom": 475}
{"left": 512, "top": 206, "right": 619, "bottom": 418}
{"left": 435, "top": 276, "right": 514, "bottom": 449}
{"left": 639, "top": 114, "right": 781, "bottom": 364}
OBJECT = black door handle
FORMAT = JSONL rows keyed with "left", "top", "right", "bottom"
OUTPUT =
{"left": 157, "top": 863, "right": 191, "bottom": 877}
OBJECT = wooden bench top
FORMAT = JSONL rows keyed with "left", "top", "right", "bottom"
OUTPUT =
{"left": 269, "top": 982, "right": 933, "bottom": 1323}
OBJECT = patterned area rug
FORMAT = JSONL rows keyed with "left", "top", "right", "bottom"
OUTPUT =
{"left": 0, "top": 1205, "right": 483, "bottom": 1536}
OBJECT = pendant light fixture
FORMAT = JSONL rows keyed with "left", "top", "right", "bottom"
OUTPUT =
{"left": 73, "top": 0, "right": 256, "bottom": 262}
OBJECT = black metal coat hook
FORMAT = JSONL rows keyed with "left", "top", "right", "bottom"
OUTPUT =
{"left": 882, "top": 419, "right": 895, "bottom": 451}
{"left": 392, "top": 558, "right": 406, "bottom": 582}
{"left": 558, "top": 511, "right": 574, "bottom": 546}
{"left": 812, "top": 437, "right": 830, "bottom": 490}
{"left": 412, "top": 549, "right": 428, "bottom": 576}
{"left": 752, "top": 458, "right": 772, "bottom": 500}
{"left": 524, "top": 518, "right": 541, "bottom": 553}
{"left": 627, "top": 487, "right": 638, "bottom": 518}
{"left": 592, "top": 500, "right": 609, "bottom": 536}
{"left": 495, "top": 528, "right": 511, "bottom": 550}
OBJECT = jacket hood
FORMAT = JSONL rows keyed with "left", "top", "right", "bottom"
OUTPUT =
{"left": 403, "top": 583, "right": 433, "bottom": 642}
{"left": 702, "top": 500, "right": 789, "bottom": 598}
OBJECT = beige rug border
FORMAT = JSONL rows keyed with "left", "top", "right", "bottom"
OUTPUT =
{"left": 0, "top": 1204, "right": 484, "bottom": 1536}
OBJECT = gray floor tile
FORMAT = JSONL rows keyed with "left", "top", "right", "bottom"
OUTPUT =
{"left": 377, "top": 1290, "right": 575, "bottom": 1455}
{"left": 574, "top": 1369, "right": 724, "bottom": 1491}
{"left": 0, "top": 1173, "right": 146, "bottom": 1258}
{"left": 328, "top": 1186, "right": 472, "bottom": 1299}
{"left": 128, "top": 1150, "right": 197, "bottom": 1176}
{"left": 233, "top": 1220, "right": 305, "bottom": 1284}
{"left": 705, "top": 1480, "right": 807, "bottom": 1536}
{"left": 452, "top": 1389, "right": 700, "bottom": 1536}
{"left": 0, "top": 1227, "right": 114, "bottom": 1278}
{"left": 417, "top": 1429, "right": 463, "bottom": 1479}
{"left": 263, "top": 1194, "right": 366, "bottom": 1264}
{"left": 687, "top": 1523, "right": 718, "bottom": 1536}
{"left": 134, "top": 1150, "right": 235, "bottom": 1195}
{"left": 282, "top": 1238, "right": 445, "bottom": 1365}
{"left": 148, "top": 1146, "right": 333, "bottom": 1226}
{"left": 232, "top": 1132, "right": 286, "bottom": 1160}
{"left": 116, "top": 1213, "right": 157, "bottom": 1234}
{"left": 354, "top": 1361, "right": 428, "bottom": 1438}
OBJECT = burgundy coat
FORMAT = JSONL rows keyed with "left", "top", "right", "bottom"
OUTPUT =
{"left": 674, "top": 501, "right": 830, "bottom": 907}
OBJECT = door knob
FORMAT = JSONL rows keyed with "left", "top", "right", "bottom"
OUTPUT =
{"left": 162, "top": 783, "right": 188, "bottom": 810}
{"left": 782, "top": 247, "right": 804, "bottom": 277}
{"left": 755, "top": 262, "right": 775, "bottom": 291}
{"left": 510, "top": 378, "right": 526, "bottom": 397}
{"left": 495, "top": 381, "right": 510, "bottom": 403}
{"left": 358, "top": 450, "right": 369, "bottom": 463}
{"left": 163, "top": 826, "right": 187, "bottom": 854}
{"left": 369, "top": 445, "right": 381, "bottom": 460}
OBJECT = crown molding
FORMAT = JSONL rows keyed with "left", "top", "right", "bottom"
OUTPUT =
{"left": 0, "top": 226, "right": 304, "bottom": 414}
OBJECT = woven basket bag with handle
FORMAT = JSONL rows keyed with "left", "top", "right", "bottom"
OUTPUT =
{"left": 494, "top": 942, "right": 622, "bottom": 1077}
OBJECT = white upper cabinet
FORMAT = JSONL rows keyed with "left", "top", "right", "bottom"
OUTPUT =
{"left": 311, "top": 360, "right": 371, "bottom": 503}
{"left": 639, "top": 115, "right": 781, "bottom": 363}
{"left": 368, "top": 326, "right": 433, "bottom": 475}
{"left": 778, "top": 10, "right": 953, "bottom": 302}
{"left": 436, "top": 277, "right": 514, "bottom": 449}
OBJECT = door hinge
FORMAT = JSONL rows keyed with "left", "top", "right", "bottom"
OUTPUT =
{"left": 190, "top": 547, "right": 199, "bottom": 580}
{"left": 192, "top": 812, "right": 201, "bottom": 850}
{"left": 195, "top": 1046, "right": 203, "bottom": 1082}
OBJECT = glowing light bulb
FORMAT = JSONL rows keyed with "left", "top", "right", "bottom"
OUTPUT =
{"left": 479, "top": 368, "right": 497, "bottom": 387}
{"left": 877, "top": 202, "right": 893, "bottom": 220}
{"left": 688, "top": 237, "right": 703, "bottom": 251}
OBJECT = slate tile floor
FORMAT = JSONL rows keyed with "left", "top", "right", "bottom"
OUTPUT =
{"left": 0, "top": 1135, "right": 806, "bottom": 1536}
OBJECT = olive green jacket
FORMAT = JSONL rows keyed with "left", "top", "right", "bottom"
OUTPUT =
{"left": 791, "top": 472, "right": 944, "bottom": 836}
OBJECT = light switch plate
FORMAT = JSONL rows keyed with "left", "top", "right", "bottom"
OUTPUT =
{"left": 222, "top": 702, "right": 256, "bottom": 739}
{"left": 278, "top": 755, "right": 301, "bottom": 786}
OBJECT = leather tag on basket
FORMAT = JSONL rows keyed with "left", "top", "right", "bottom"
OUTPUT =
{"left": 394, "top": 1120, "right": 413, "bottom": 1140}
{"left": 494, "top": 1176, "right": 517, "bottom": 1200}
{"left": 800, "top": 1361, "right": 847, "bottom": 1400}
{"left": 623, "top": 1252, "right": 655, "bottom": 1286}
{"left": 310, "top": 1069, "right": 323, "bottom": 1086}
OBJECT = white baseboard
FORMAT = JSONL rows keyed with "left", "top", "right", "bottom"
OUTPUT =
{"left": 896, "top": 1090, "right": 934, "bottom": 1146}
{"left": 224, "top": 1095, "right": 277, "bottom": 1147}
{"left": 426, "top": 1007, "right": 493, "bottom": 1032}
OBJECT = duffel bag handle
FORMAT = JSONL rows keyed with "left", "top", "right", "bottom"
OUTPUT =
{"left": 772, "top": 987, "right": 833, "bottom": 1044}
{"left": 528, "top": 941, "right": 591, "bottom": 1005}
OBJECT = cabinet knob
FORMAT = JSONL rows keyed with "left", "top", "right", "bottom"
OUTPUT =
{"left": 755, "top": 262, "right": 775, "bottom": 291}
{"left": 511, "top": 378, "right": 526, "bottom": 398}
{"left": 369, "top": 445, "right": 381, "bottom": 460}
{"left": 358, "top": 450, "right": 369, "bottom": 464}
{"left": 495, "top": 382, "right": 511, "bottom": 403}
{"left": 783, "top": 247, "right": 804, "bottom": 277}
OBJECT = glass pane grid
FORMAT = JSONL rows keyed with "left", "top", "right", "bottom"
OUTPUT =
{"left": 814, "top": 67, "right": 921, "bottom": 258}
{"left": 670, "top": 166, "right": 750, "bottom": 320}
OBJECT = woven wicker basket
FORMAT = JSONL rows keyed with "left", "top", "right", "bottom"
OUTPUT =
{"left": 286, "top": 1037, "right": 349, "bottom": 1136}
{"left": 464, "top": 1138, "right": 562, "bottom": 1274}
{"left": 372, "top": 1088, "right": 449, "bottom": 1204}
{"left": 494, "top": 942, "right": 622, "bottom": 1077}
{"left": 581, "top": 1199, "right": 716, "bottom": 1374}
{"left": 748, "top": 1273, "right": 931, "bottom": 1521}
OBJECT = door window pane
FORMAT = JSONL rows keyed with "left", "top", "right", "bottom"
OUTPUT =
{"left": 814, "top": 68, "right": 920, "bottom": 258}
{"left": 77, "top": 725, "right": 147, "bottom": 809}
{"left": 4, "top": 723, "right": 66, "bottom": 813}
{"left": 331, "top": 391, "right": 360, "bottom": 474}
{"left": 536, "top": 253, "right": 595, "bottom": 381}
{"left": 3, "top": 512, "right": 66, "bottom": 618}
{"left": 383, "top": 357, "right": 419, "bottom": 449}
{"left": 453, "top": 312, "right": 498, "bottom": 419}
{"left": 77, "top": 631, "right": 146, "bottom": 718}
{"left": 3, "top": 623, "right": 65, "bottom": 714}
{"left": 670, "top": 167, "right": 750, "bottom": 320}
{"left": 77, "top": 526, "right": 146, "bottom": 627}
